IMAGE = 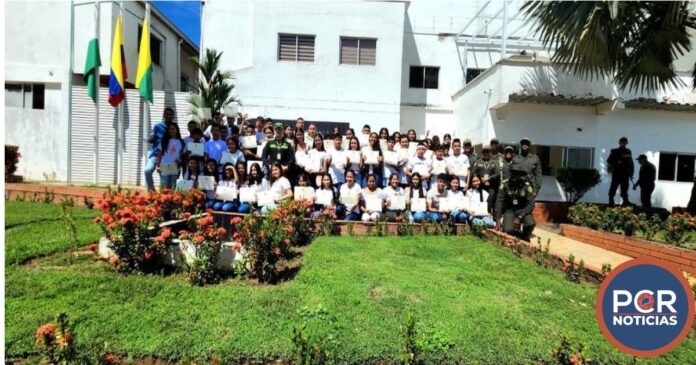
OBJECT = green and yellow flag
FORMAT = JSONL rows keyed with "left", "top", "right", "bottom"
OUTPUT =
{"left": 83, "top": 38, "right": 101, "bottom": 102}
{"left": 135, "top": 18, "right": 153, "bottom": 103}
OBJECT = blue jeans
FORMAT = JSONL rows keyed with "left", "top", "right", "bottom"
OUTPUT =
{"left": 426, "top": 211, "right": 441, "bottom": 222}
{"left": 238, "top": 202, "right": 253, "bottom": 214}
{"left": 450, "top": 210, "right": 469, "bottom": 223}
{"left": 205, "top": 200, "right": 216, "bottom": 209}
{"left": 213, "top": 200, "right": 239, "bottom": 212}
{"left": 336, "top": 204, "right": 347, "bottom": 218}
{"left": 160, "top": 173, "right": 178, "bottom": 189}
{"left": 144, "top": 156, "right": 158, "bottom": 191}
{"left": 411, "top": 211, "right": 426, "bottom": 223}
{"left": 345, "top": 212, "right": 360, "bottom": 221}
{"left": 470, "top": 216, "right": 495, "bottom": 228}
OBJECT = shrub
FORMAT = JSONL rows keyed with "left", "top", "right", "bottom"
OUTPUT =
{"left": 664, "top": 214, "right": 696, "bottom": 246}
{"left": 549, "top": 335, "right": 585, "bottom": 365}
{"left": 178, "top": 210, "right": 227, "bottom": 286}
{"left": 637, "top": 213, "right": 663, "bottom": 241}
{"left": 35, "top": 313, "right": 77, "bottom": 365}
{"left": 5, "top": 144, "right": 21, "bottom": 179}
{"left": 556, "top": 167, "right": 601, "bottom": 203}
{"left": 564, "top": 254, "right": 585, "bottom": 283}
{"left": 568, "top": 203, "right": 602, "bottom": 230}
{"left": 292, "top": 305, "right": 343, "bottom": 365}
{"left": 400, "top": 310, "right": 456, "bottom": 365}
{"left": 601, "top": 206, "right": 640, "bottom": 236}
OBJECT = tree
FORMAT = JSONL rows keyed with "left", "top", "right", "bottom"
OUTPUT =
{"left": 522, "top": 1, "right": 696, "bottom": 92}
{"left": 556, "top": 167, "right": 601, "bottom": 203}
{"left": 188, "top": 48, "right": 238, "bottom": 125}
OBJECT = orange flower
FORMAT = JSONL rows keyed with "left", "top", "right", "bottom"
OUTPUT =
{"left": 284, "top": 225, "right": 294, "bottom": 234}
{"left": 178, "top": 230, "right": 190, "bottom": 239}
{"left": 273, "top": 247, "right": 281, "bottom": 255}
{"left": 231, "top": 217, "right": 243, "bottom": 225}
{"left": 57, "top": 332, "right": 73, "bottom": 347}
{"left": 143, "top": 251, "right": 153, "bottom": 260}
{"left": 231, "top": 242, "right": 241, "bottom": 253}
{"left": 35, "top": 323, "right": 56, "bottom": 340}
{"left": 102, "top": 354, "right": 120, "bottom": 364}
{"left": 216, "top": 227, "right": 227, "bottom": 237}
{"left": 194, "top": 234, "right": 205, "bottom": 244}
{"left": 109, "top": 256, "right": 120, "bottom": 265}
{"left": 284, "top": 238, "right": 291, "bottom": 246}
{"left": 161, "top": 228, "right": 172, "bottom": 240}
{"left": 87, "top": 243, "right": 97, "bottom": 252}
{"left": 93, "top": 216, "right": 102, "bottom": 224}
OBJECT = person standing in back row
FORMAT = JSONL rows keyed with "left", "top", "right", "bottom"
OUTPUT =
{"left": 633, "top": 154, "right": 656, "bottom": 209}
{"left": 511, "top": 137, "right": 542, "bottom": 197}
{"left": 606, "top": 136, "right": 634, "bottom": 206}
{"left": 144, "top": 108, "right": 175, "bottom": 191}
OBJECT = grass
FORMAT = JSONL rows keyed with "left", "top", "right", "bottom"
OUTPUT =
{"left": 5, "top": 201, "right": 101, "bottom": 265}
{"left": 5, "top": 201, "right": 696, "bottom": 364}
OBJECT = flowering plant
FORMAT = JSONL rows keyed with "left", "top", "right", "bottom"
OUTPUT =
{"left": 568, "top": 203, "right": 603, "bottom": 230}
{"left": 178, "top": 209, "right": 227, "bottom": 286}
{"left": 35, "top": 313, "right": 77, "bottom": 365}
{"left": 664, "top": 214, "right": 695, "bottom": 246}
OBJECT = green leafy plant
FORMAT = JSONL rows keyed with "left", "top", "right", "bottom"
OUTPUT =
{"left": 83, "top": 195, "right": 95, "bottom": 210}
{"left": 42, "top": 187, "right": 56, "bottom": 204}
{"left": 601, "top": 263, "right": 612, "bottom": 279}
{"left": 534, "top": 237, "right": 551, "bottom": 267}
{"left": 5, "top": 144, "right": 21, "bottom": 179}
{"left": 564, "top": 254, "right": 585, "bottom": 283}
{"left": 347, "top": 221, "right": 354, "bottom": 236}
{"left": 397, "top": 214, "right": 414, "bottom": 236}
{"left": 59, "top": 198, "right": 79, "bottom": 264}
{"left": 637, "top": 213, "right": 663, "bottom": 241}
{"left": 188, "top": 48, "right": 238, "bottom": 126}
{"left": 664, "top": 213, "right": 696, "bottom": 246}
{"left": 568, "top": 203, "right": 603, "bottom": 230}
{"left": 179, "top": 211, "right": 227, "bottom": 286}
{"left": 556, "top": 168, "right": 601, "bottom": 203}
{"left": 549, "top": 335, "right": 585, "bottom": 365}
{"left": 400, "top": 309, "right": 455, "bottom": 365}
{"left": 292, "top": 305, "right": 342, "bottom": 365}
{"left": 600, "top": 206, "right": 639, "bottom": 236}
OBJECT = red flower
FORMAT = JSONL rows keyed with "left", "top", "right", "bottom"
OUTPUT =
{"left": 102, "top": 354, "right": 120, "bottom": 364}
{"left": 182, "top": 212, "right": 192, "bottom": 219}
{"left": 273, "top": 247, "right": 281, "bottom": 255}
{"left": 193, "top": 234, "right": 205, "bottom": 244}
{"left": 57, "top": 332, "right": 73, "bottom": 347}
{"left": 143, "top": 251, "right": 153, "bottom": 260}
{"left": 87, "top": 243, "right": 97, "bottom": 252}
{"left": 283, "top": 225, "right": 294, "bottom": 234}
{"left": 284, "top": 238, "right": 291, "bottom": 246}
{"left": 231, "top": 217, "right": 243, "bottom": 226}
{"left": 109, "top": 256, "right": 120, "bottom": 265}
{"left": 93, "top": 216, "right": 102, "bottom": 224}
{"left": 35, "top": 323, "right": 56, "bottom": 340}
{"left": 231, "top": 242, "right": 241, "bottom": 253}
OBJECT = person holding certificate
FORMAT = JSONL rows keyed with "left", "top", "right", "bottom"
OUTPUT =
{"left": 240, "top": 125, "right": 260, "bottom": 161}
{"left": 430, "top": 144, "right": 449, "bottom": 187}
{"left": 307, "top": 135, "right": 330, "bottom": 187}
{"left": 338, "top": 170, "right": 362, "bottom": 220}
{"left": 182, "top": 158, "right": 202, "bottom": 187}
{"left": 406, "top": 144, "right": 433, "bottom": 189}
{"left": 221, "top": 137, "right": 245, "bottom": 168}
{"left": 328, "top": 134, "right": 348, "bottom": 190}
{"left": 447, "top": 177, "right": 468, "bottom": 223}
{"left": 294, "top": 174, "right": 315, "bottom": 205}
{"left": 182, "top": 127, "right": 205, "bottom": 167}
{"left": 360, "top": 174, "right": 385, "bottom": 222}
{"left": 261, "top": 162, "right": 293, "bottom": 214}
{"left": 466, "top": 175, "right": 495, "bottom": 228}
{"left": 382, "top": 137, "right": 401, "bottom": 189}
{"left": 212, "top": 164, "right": 240, "bottom": 212}
{"left": 346, "top": 137, "right": 364, "bottom": 187}
{"left": 361, "top": 132, "right": 384, "bottom": 187}
{"left": 447, "top": 138, "right": 471, "bottom": 190}
{"left": 155, "top": 123, "right": 184, "bottom": 189}
{"left": 238, "top": 163, "right": 268, "bottom": 213}
{"left": 426, "top": 174, "right": 450, "bottom": 222}
{"left": 405, "top": 173, "right": 427, "bottom": 223}
{"left": 202, "top": 160, "right": 221, "bottom": 209}
{"left": 382, "top": 174, "right": 407, "bottom": 222}
{"left": 397, "top": 136, "right": 411, "bottom": 188}
{"left": 311, "top": 174, "right": 341, "bottom": 219}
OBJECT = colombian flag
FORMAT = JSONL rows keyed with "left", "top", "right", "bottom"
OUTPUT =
{"left": 136, "top": 18, "right": 153, "bottom": 103}
{"left": 108, "top": 15, "right": 127, "bottom": 107}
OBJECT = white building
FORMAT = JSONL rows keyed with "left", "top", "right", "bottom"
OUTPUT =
{"left": 203, "top": 0, "right": 695, "bottom": 209}
{"left": 5, "top": 0, "right": 199, "bottom": 182}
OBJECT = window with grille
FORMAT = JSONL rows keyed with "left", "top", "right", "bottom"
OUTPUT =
{"left": 659, "top": 152, "right": 695, "bottom": 182}
{"left": 409, "top": 66, "right": 439, "bottom": 89}
{"left": 340, "top": 37, "right": 376, "bottom": 66}
{"left": 278, "top": 34, "right": 315, "bottom": 62}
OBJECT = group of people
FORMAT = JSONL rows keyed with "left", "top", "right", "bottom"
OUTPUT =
{"left": 144, "top": 109, "right": 543, "bottom": 240}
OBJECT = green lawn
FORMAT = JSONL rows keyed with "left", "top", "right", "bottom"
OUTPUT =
{"left": 5, "top": 201, "right": 696, "bottom": 363}
{"left": 5, "top": 201, "right": 101, "bottom": 265}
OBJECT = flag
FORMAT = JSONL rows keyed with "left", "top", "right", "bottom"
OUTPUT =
{"left": 135, "top": 18, "right": 153, "bottom": 103}
{"left": 108, "top": 15, "right": 127, "bottom": 107}
{"left": 83, "top": 38, "right": 101, "bottom": 102}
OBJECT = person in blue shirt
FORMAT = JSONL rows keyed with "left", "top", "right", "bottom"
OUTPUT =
{"left": 144, "top": 108, "right": 175, "bottom": 191}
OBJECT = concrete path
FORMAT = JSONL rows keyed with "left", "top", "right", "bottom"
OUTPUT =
{"left": 532, "top": 227, "right": 632, "bottom": 273}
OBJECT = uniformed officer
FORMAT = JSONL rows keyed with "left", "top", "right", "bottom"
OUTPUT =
{"left": 262, "top": 122, "right": 295, "bottom": 177}
{"left": 511, "top": 137, "right": 542, "bottom": 197}
{"left": 463, "top": 139, "right": 477, "bottom": 165}
{"left": 500, "top": 146, "right": 515, "bottom": 182}
{"left": 495, "top": 164, "right": 536, "bottom": 241}
{"left": 606, "top": 136, "right": 634, "bottom": 206}
{"left": 472, "top": 145, "right": 500, "bottom": 212}
{"left": 490, "top": 137, "right": 502, "bottom": 163}
{"left": 633, "top": 154, "right": 656, "bottom": 208}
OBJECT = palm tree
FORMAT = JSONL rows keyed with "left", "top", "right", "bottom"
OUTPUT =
{"left": 188, "top": 48, "right": 238, "bottom": 125}
{"left": 522, "top": 1, "right": 696, "bottom": 92}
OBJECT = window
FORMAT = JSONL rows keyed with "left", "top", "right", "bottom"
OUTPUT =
{"left": 138, "top": 25, "right": 163, "bottom": 65}
{"left": 340, "top": 37, "right": 376, "bottom": 66}
{"left": 466, "top": 68, "right": 485, "bottom": 83}
{"left": 565, "top": 147, "right": 593, "bottom": 169}
{"left": 5, "top": 83, "right": 44, "bottom": 109}
{"left": 278, "top": 34, "right": 315, "bottom": 62}
{"left": 180, "top": 74, "right": 189, "bottom": 92}
{"left": 409, "top": 66, "right": 439, "bottom": 89}
{"left": 659, "top": 152, "right": 695, "bottom": 182}
{"left": 530, "top": 145, "right": 594, "bottom": 176}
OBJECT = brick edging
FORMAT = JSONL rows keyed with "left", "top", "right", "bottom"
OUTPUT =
{"left": 560, "top": 224, "right": 696, "bottom": 276}
{"left": 5, "top": 183, "right": 144, "bottom": 208}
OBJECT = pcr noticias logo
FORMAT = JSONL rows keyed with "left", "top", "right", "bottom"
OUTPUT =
{"left": 596, "top": 258, "right": 694, "bottom": 357}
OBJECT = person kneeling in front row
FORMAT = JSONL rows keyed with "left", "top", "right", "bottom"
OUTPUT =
{"left": 494, "top": 165, "right": 536, "bottom": 241}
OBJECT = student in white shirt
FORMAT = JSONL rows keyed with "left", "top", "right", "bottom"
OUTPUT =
{"left": 307, "top": 135, "right": 330, "bottom": 187}
{"left": 203, "top": 160, "right": 221, "bottom": 209}
{"left": 361, "top": 132, "right": 384, "bottom": 187}
{"left": 212, "top": 163, "right": 240, "bottom": 212}
{"left": 382, "top": 173, "right": 407, "bottom": 222}
{"left": 182, "top": 157, "right": 203, "bottom": 190}
{"left": 328, "top": 134, "right": 348, "bottom": 190}
{"left": 221, "top": 137, "right": 245, "bottom": 168}
{"left": 241, "top": 125, "right": 260, "bottom": 161}
{"left": 405, "top": 172, "right": 427, "bottom": 223}
{"left": 338, "top": 170, "right": 362, "bottom": 221}
{"left": 294, "top": 173, "right": 315, "bottom": 205}
{"left": 466, "top": 175, "right": 495, "bottom": 228}
{"left": 156, "top": 123, "right": 184, "bottom": 189}
{"left": 383, "top": 137, "right": 401, "bottom": 187}
{"left": 261, "top": 162, "right": 293, "bottom": 214}
{"left": 182, "top": 120, "right": 198, "bottom": 145}
{"left": 426, "top": 173, "right": 449, "bottom": 222}
{"left": 406, "top": 144, "right": 433, "bottom": 189}
{"left": 448, "top": 177, "right": 468, "bottom": 223}
{"left": 360, "top": 174, "right": 385, "bottom": 222}
{"left": 346, "top": 137, "right": 364, "bottom": 187}
{"left": 311, "top": 174, "right": 340, "bottom": 219}
{"left": 397, "top": 135, "right": 411, "bottom": 187}
{"left": 238, "top": 162, "right": 268, "bottom": 214}
{"left": 447, "top": 138, "right": 471, "bottom": 189}
{"left": 430, "top": 144, "right": 449, "bottom": 187}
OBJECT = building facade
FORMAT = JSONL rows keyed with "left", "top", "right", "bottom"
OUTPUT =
{"left": 5, "top": 0, "right": 199, "bottom": 181}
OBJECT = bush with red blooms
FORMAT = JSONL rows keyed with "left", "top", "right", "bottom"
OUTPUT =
{"left": 231, "top": 200, "right": 315, "bottom": 283}
{"left": 93, "top": 188, "right": 205, "bottom": 274}
{"left": 35, "top": 313, "right": 77, "bottom": 364}
{"left": 178, "top": 209, "right": 228, "bottom": 286}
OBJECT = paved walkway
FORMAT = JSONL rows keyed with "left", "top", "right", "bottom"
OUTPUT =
{"left": 532, "top": 227, "right": 632, "bottom": 273}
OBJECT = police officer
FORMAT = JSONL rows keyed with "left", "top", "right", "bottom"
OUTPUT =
{"left": 495, "top": 164, "right": 536, "bottom": 241}
{"left": 472, "top": 145, "right": 500, "bottom": 213}
{"left": 633, "top": 154, "right": 656, "bottom": 209}
{"left": 606, "top": 136, "right": 634, "bottom": 206}
{"left": 500, "top": 146, "right": 515, "bottom": 182}
{"left": 463, "top": 139, "right": 477, "bottom": 165}
{"left": 262, "top": 122, "right": 295, "bottom": 177}
{"left": 490, "top": 137, "right": 502, "bottom": 163}
{"left": 511, "top": 137, "right": 542, "bottom": 197}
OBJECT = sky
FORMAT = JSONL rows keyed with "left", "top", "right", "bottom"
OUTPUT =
{"left": 152, "top": 1, "right": 201, "bottom": 47}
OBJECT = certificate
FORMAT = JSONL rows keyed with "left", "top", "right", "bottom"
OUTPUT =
{"left": 240, "top": 136, "right": 257, "bottom": 149}
{"left": 471, "top": 201, "right": 489, "bottom": 216}
{"left": 159, "top": 162, "right": 179, "bottom": 176}
{"left": 295, "top": 151, "right": 309, "bottom": 168}
{"left": 451, "top": 162, "right": 468, "bottom": 176}
{"left": 365, "top": 197, "right": 383, "bottom": 213}
{"left": 398, "top": 148, "right": 410, "bottom": 161}
{"left": 342, "top": 136, "right": 350, "bottom": 147}
{"left": 224, "top": 105, "right": 237, "bottom": 117}
{"left": 340, "top": 191, "right": 359, "bottom": 206}
{"left": 323, "top": 139, "right": 336, "bottom": 152}
{"left": 379, "top": 139, "right": 388, "bottom": 152}
{"left": 239, "top": 187, "right": 257, "bottom": 203}
{"left": 220, "top": 152, "right": 238, "bottom": 166}
{"left": 294, "top": 187, "right": 315, "bottom": 202}
{"left": 346, "top": 151, "right": 361, "bottom": 164}
{"left": 198, "top": 107, "right": 212, "bottom": 120}
{"left": 257, "top": 191, "right": 275, "bottom": 206}
{"left": 256, "top": 141, "right": 267, "bottom": 158}
{"left": 432, "top": 160, "right": 448, "bottom": 175}
{"left": 175, "top": 179, "right": 193, "bottom": 191}
{"left": 364, "top": 151, "right": 379, "bottom": 165}
{"left": 410, "top": 198, "right": 426, "bottom": 212}
{"left": 358, "top": 134, "right": 369, "bottom": 148}
{"left": 197, "top": 176, "right": 215, "bottom": 190}
{"left": 305, "top": 155, "right": 322, "bottom": 173}
{"left": 215, "top": 186, "right": 237, "bottom": 201}
{"left": 413, "top": 164, "right": 430, "bottom": 177}
{"left": 389, "top": 196, "right": 406, "bottom": 210}
{"left": 439, "top": 198, "right": 453, "bottom": 213}
{"left": 454, "top": 196, "right": 469, "bottom": 211}
{"left": 383, "top": 151, "right": 399, "bottom": 166}
{"left": 186, "top": 142, "right": 204, "bottom": 157}
{"left": 408, "top": 142, "right": 418, "bottom": 156}
{"left": 316, "top": 190, "right": 334, "bottom": 206}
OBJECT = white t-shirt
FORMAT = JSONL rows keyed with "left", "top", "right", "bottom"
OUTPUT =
{"left": 426, "top": 187, "right": 449, "bottom": 211}
{"left": 269, "top": 177, "right": 292, "bottom": 201}
{"left": 382, "top": 186, "right": 405, "bottom": 210}
{"left": 339, "top": 183, "right": 362, "bottom": 213}
{"left": 448, "top": 153, "right": 471, "bottom": 187}
{"left": 430, "top": 157, "right": 448, "bottom": 186}
{"left": 328, "top": 149, "right": 347, "bottom": 184}
{"left": 382, "top": 150, "right": 400, "bottom": 182}
{"left": 467, "top": 188, "right": 489, "bottom": 206}
{"left": 161, "top": 139, "right": 184, "bottom": 164}
{"left": 361, "top": 187, "right": 384, "bottom": 213}
{"left": 407, "top": 156, "right": 432, "bottom": 179}
{"left": 361, "top": 146, "right": 381, "bottom": 175}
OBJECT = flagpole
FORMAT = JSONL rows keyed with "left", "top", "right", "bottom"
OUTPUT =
{"left": 94, "top": 0, "right": 101, "bottom": 184}
{"left": 143, "top": 2, "right": 151, "bottom": 170}
{"left": 117, "top": 1, "right": 125, "bottom": 186}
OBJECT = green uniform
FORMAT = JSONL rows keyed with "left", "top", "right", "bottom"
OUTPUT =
{"left": 495, "top": 178, "right": 536, "bottom": 241}
{"left": 261, "top": 138, "right": 295, "bottom": 171}
{"left": 501, "top": 158, "right": 514, "bottom": 182}
{"left": 512, "top": 153, "right": 542, "bottom": 195}
{"left": 465, "top": 152, "right": 477, "bottom": 165}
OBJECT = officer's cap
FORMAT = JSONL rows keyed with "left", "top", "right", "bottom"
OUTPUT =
{"left": 636, "top": 154, "right": 647, "bottom": 161}
{"left": 520, "top": 137, "right": 531, "bottom": 145}
{"left": 482, "top": 145, "right": 491, "bottom": 152}
{"left": 490, "top": 137, "right": 500, "bottom": 144}
{"left": 273, "top": 122, "right": 284, "bottom": 130}
{"left": 463, "top": 139, "right": 472, "bottom": 146}
{"left": 504, "top": 146, "right": 515, "bottom": 153}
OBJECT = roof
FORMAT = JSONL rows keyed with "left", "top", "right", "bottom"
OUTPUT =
{"left": 508, "top": 93, "right": 612, "bottom": 107}
{"left": 625, "top": 98, "right": 696, "bottom": 113}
